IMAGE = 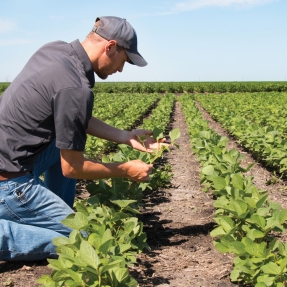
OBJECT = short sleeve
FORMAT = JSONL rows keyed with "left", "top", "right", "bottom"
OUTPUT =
{"left": 52, "top": 87, "right": 94, "bottom": 151}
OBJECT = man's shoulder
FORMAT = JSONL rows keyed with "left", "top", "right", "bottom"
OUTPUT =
{"left": 40, "top": 40, "right": 69, "bottom": 50}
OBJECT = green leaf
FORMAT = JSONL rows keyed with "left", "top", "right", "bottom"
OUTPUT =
{"left": 231, "top": 173, "right": 244, "bottom": 190}
{"left": 112, "top": 212, "right": 130, "bottom": 222}
{"left": 261, "top": 262, "right": 281, "bottom": 275}
{"left": 57, "top": 246, "right": 74, "bottom": 258}
{"left": 111, "top": 267, "right": 129, "bottom": 283}
{"left": 99, "top": 239, "right": 114, "bottom": 255}
{"left": 257, "top": 274, "right": 276, "bottom": 286}
{"left": 111, "top": 200, "right": 137, "bottom": 208}
{"left": 119, "top": 243, "right": 131, "bottom": 253}
{"left": 279, "top": 257, "right": 287, "bottom": 271}
{"left": 214, "top": 242, "right": 229, "bottom": 253}
{"left": 248, "top": 229, "right": 265, "bottom": 240}
{"left": 212, "top": 176, "right": 226, "bottom": 190}
{"left": 153, "top": 127, "right": 164, "bottom": 141}
{"left": 101, "top": 154, "right": 110, "bottom": 163}
{"left": 74, "top": 202, "right": 89, "bottom": 216}
{"left": 248, "top": 214, "right": 266, "bottom": 229}
{"left": 100, "top": 259, "right": 124, "bottom": 274}
{"left": 79, "top": 240, "right": 100, "bottom": 270}
{"left": 202, "top": 165, "right": 215, "bottom": 175}
{"left": 244, "top": 238, "right": 265, "bottom": 257}
{"left": 233, "top": 200, "right": 248, "bottom": 217}
{"left": 279, "top": 209, "right": 287, "bottom": 224}
{"left": 52, "top": 270, "right": 71, "bottom": 282}
{"left": 169, "top": 128, "right": 180, "bottom": 143}
{"left": 230, "top": 241, "right": 245, "bottom": 255}
{"left": 244, "top": 197, "right": 257, "bottom": 208}
{"left": 65, "top": 269, "right": 83, "bottom": 284}
{"left": 47, "top": 259, "right": 65, "bottom": 270}
{"left": 87, "top": 195, "right": 100, "bottom": 205}
{"left": 218, "top": 216, "right": 234, "bottom": 232}
{"left": 124, "top": 218, "right": 137, "bottom": 233}
{"left": 61, "top": 212, "right": 88, "bottom": 230}
{"left": 256, "top": 194, "right": 268, "bottom": 208}
{"left": 52, "top": 236, "right": 70, "bottom": 247}
{"left": 36, "top": 275, "right": 55, "bottom": 285}
{"left": 230, "top": 269, "right": 240, "bottom": 282}
{"left": 210, "top": 226, "right": 226, "bottom": 237}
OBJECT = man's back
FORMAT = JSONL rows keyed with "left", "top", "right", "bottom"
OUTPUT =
{"left": 0, "top": 40, "right": 94, "bottom": 173}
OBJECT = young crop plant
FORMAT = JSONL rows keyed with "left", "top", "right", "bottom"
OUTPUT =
{"left": 180, "top": 94, "right": 287, "bottom": 287}
{"left": 37, "top": 199, "right": 147, "bottom": 287}
{"left": 87, "top": 127, "right": 180, "bottom": 207}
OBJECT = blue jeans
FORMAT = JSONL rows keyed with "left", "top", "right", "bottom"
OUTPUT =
{"left": 0, "top": 141, "right": 76, "bottom": 261}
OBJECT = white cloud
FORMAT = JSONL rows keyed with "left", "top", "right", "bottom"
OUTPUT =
{"left": 0, "top": 39, "right": 32, "bottom": 47}
{"left": 0, "top": 19, "right": 17, "bottom": 33}
{"left": 169, "top": 0, "right": 279, "bottom": 13}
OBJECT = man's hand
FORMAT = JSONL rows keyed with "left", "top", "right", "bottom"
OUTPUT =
{"left": 128, "top": 129, "right": 169, "bottom": 153}
{"left": 121, "top": 159, "right": 153, "bottom": 182}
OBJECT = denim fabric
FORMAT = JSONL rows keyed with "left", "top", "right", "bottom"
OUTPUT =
{"left": 0, "top": 140, "right": 76, "bottom": 261}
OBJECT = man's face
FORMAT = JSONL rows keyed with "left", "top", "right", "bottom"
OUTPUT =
{"left": 96, "top": 45, "right": 130, "bottom": 80}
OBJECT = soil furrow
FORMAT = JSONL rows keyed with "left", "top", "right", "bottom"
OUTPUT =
{"left": 132, "top": 101, "right": 237, "bottom": 287}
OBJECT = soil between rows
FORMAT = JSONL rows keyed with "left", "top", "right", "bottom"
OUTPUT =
{"left": 1, "top": 99, "right": 287, "bottom": 287}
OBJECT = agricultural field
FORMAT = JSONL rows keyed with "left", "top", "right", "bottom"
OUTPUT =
{"left": 1, "top": 82, "right": 287, "bottom": 287}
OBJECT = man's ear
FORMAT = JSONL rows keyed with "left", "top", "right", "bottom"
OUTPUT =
{"left": 105, "top": 40, "right": 117, "bottom": 53}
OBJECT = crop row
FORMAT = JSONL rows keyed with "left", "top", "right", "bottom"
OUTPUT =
{"left": 180, "top": 94, "right": 287, "bottom": 286}
{"left": 92, "top": 82, "right": 287, "bottom": 94}
{"left": 38, "top": 94, "right": 178, "bottom": 287}
{"left": 195, "top": 92, "right": 287, "bottom": 178}
{"left": 2, "top": 82, "right": 287, "bottom": 97}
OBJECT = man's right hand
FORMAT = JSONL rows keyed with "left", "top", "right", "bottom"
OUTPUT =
{"left": 121, "top": 160, "right": 153, "bottom": 182}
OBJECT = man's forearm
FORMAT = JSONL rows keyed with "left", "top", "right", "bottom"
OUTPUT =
{"left": 62, "top": 156, "right": 127, "bottom": 180}
{"left": 86, "top": 116, "right": 129, "bottom": 144}
{"left": 60, "top": 149, "right": 152, "bottom": 182}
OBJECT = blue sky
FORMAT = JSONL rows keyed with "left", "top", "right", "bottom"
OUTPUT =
{"left": 0, "top": 0, "right": 286, "bottom": 82}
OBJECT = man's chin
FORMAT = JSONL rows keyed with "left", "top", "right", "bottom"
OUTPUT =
{"left": 96, "top": 72, "right": 108, "bottom": 80}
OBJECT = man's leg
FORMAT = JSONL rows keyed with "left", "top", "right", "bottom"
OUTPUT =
{"left": 34, "top": 140, "right": 76, "bottom": 208}
{"left": 0, "top": 173, "right": 74, "bottom": 261}
{"left": 0, "top": 219, "right": 62, "bottom": 261}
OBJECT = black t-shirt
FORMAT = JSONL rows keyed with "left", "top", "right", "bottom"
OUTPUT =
{"left": 0, "top": 40, "right": 95, "bottom": 173}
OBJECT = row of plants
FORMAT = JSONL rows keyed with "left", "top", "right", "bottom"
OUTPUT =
{"left": 92, "top": 82, "right": 287, "bottom": 94}
{"left": 92, "top": 93, "right": 160, "bottom": 122}
{"left": 37, "top": 94, "right": 179, "bottom": 286}
{"left": 2, "top": 82, "right": 287, "bottom": 96}
{"left": 195, "top": 92, "right": 287, "bottom": 178}
{"left": 180, "top": 94, "right": 287, "bottom": 286}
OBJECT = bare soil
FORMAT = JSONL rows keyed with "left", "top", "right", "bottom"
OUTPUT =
{"left": 1, "top": 99, "right": 287, "bottom": 287}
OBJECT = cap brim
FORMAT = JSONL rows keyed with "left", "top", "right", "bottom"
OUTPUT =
{"left": 126, "top": 50, "right": 147, "bottom": 67}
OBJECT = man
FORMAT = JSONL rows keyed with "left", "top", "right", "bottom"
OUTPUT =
{"left": 0, "top": 16, "right": 164, "bottom": 261}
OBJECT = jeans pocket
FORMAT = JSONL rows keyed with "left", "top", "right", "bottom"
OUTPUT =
{"left": 0, "top": 198, "right": 26, "bottom": 223}
{"left": 12, "top": 178, "right": 34, "bottom": 204}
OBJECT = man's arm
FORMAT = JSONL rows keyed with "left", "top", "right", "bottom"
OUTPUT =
{"left": 60, "top": 149, "right": 153, "bottom": 182}
{"left": 86, "top": 116, "right": 130, "bottom": 145}
{"left": 86, "top": 116, "right": 167, "bottom": 152}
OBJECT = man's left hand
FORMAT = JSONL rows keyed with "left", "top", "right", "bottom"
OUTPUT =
{"left": 128, "top": 129, "right": 169, "bottom": 153}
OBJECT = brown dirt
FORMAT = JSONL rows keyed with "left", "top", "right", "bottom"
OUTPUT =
{"left": 1, "top": 99, "right": 287, "bottom": 287}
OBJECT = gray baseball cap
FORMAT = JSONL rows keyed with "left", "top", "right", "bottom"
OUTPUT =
{"left": 92, "top": 16, "right": 147, "bottom": 67}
